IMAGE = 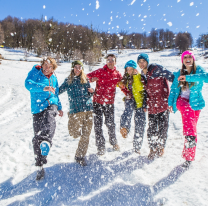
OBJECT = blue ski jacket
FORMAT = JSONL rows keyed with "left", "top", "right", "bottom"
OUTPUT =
{"left": 168, "top": 65, "right": 207, "bottom": 113}
{"left": 25, "top": 65, "right": 62, "bottom": 114}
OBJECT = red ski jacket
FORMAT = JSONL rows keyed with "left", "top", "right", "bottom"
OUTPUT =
{"left": 87, "top": 64, "right": 122, "bottom": 105}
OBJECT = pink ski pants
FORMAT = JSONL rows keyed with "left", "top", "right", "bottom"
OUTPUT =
{"left": 176, "top": 96, "right": 200, "bottom": 161}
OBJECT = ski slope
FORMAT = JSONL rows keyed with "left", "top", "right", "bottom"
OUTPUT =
{"left": 0, "top": 48, "right": 208, "bottom": 206}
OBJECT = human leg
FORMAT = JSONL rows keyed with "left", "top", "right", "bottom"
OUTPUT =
{"left": 157, "top": 110, "right": 170, "bottom": 156}
{"left": 147, "top": 113, "right": 158, "bottom": 159}
{"left": 120, "top": 99, "right": 135, "bottom": 138}
{"left": 133, "top": 107, "right": 146, "bottom": 153}
{"left": 32, "top": 105, "right": 58, "bottom": 166}
{"left": 177, "top": 97, "right": 201, "bottom": 161}
{"left": 93, "top": 102, "right": 105, "bottom": 152}
{"left": 104, "top": 104, "right": 118, "bottom": 148}
{"left": 75, "top": 111, "right": 93, "bottom": 159}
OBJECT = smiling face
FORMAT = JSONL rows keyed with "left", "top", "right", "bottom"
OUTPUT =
{"left": 73, "top": 64, "right": 82, "bottom": 76}
{"left": 42, "top": 61, "right": 53, "bottom": 76}
{"left": 126, "top": 67, "right": 134, "bottom": 75}
{"left": 138, "top": 59, "right": 148, "bottom": 70}
{"left": 183, "top": 55, "right": 194, "bottom": 67}
{"left": 106, "top": 56, "right": 116, "bottom": 69}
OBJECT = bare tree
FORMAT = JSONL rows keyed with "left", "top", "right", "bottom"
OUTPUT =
{"left": 0, "top": 23, "right": 4, "bottom": 44}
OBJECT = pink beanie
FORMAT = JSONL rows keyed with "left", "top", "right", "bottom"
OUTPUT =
{"left": 181, "top": 50, "right": 195, "bottom": 63}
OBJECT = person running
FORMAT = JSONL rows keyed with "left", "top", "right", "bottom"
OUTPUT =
{"left": 118, "top": 60, "right": 146, "bottom": 154}
{"left": 169, "top": 50, "right": 207, "bottom": 168}
{"left": 25, "top": 57, "right": 63, "bottom": 180}
{"left": 59, "top": 60, "right": 94, "bottom": 166}
{"left": 87, "top": 54, "right": 122, "bottom": 155}
{"left": 138, "top": 53, "right": 174, "bottom": 160}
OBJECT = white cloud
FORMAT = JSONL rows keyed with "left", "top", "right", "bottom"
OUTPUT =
{"left": 96, "top": 0, "right": 100, "bottom": 9}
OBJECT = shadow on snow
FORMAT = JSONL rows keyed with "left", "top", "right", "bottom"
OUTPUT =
{"left": 0, "top": 151, "right": 187, "bottom": 206}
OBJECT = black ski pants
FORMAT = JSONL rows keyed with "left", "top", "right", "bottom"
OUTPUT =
{"left": 93, "top": 102, "right": 117, "bottom": 150}
{"left": 32, "top": 105, "right": 58, "bottom": 166}
{"left": 147, "top": 109, "right": 169, "bottom": 149}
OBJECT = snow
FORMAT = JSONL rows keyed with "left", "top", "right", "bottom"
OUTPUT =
{"left": 0, "top": 48, "right": 208, "bottom": 205}
{"left": 167, "top": 22, "right": 173, "bottom": 27}
{"left": 96, "top": 0, "right": 100, "bottom": 10}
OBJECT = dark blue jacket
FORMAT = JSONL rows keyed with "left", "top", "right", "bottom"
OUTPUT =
{"left": 59, "top": 76, "right": 93, "bottom": 114}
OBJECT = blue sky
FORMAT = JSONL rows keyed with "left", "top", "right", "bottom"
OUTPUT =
{"left": 1, "top": 0, "right": 207, "bottom": 43}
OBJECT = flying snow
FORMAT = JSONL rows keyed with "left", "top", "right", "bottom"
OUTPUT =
{"left": 103, "top": 21, "right": 105, "bottom": 24}
{"left": 96, "top": 0, "right": 100, "bottom": 9}
{"left": 130, "top": 0, "right": 136, "bottom": 5}
{"left": 167, "top": 22, "right": 173, "bottom": 27}
{"left": 177, "top": 0, "right": 181, "bottom": 2}
{"left": 126, "top": 21, "right": 129, "bottom": 24}
{"left": 45, "top": 16, "right": 47, "bottom": 21}
{"left": 196, "top": 25, "right": 200, "bottom": 28}
{"left": 43, "top": 5, "right": 46, "bottom": 9}
{"left": 196, "top": 13, "right": 199, "bottom": 16}
{"left": 181, "top": 13, "right": 185, "bottom": 16}
{"left": 190, "top": 2, "right": 194, "bottom": 6}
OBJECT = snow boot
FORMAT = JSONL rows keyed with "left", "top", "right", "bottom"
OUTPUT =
{"left": 113, "top": 144, "right": 120, "bottom": 151}
{"left": 35, "top": 155, "right": 47, "bottom": 167}
{"left": 157, "top": 147, "right": 165, "bottom": 157}
{"left": 75, "top": 157, "right": 87, "bottom": 166}
{"left": 182, "top": 160, "right": 192, "bottom": 169}
{"left": 36, "top": 166, "right": 45, "bottom": 180}
{"left": 148, "top": 148, "right": 157, "bottom": 160}
{"left": 135, "top": 149, "right": 140, "bottom": 155}
{"left": 97, "top": 148, "right": 105, "bottom": 156}
{"left": 120, "top": 127, "right": 128, "bottom": 138}
{"left": 40, "top": 141, "right": 50, "bottom": 156}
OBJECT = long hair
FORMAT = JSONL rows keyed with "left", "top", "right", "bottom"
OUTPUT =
{"left": 67, "top": 69, "right": 87, "bottom": 85}
{"left": 121, "top": 68, "right": 133, "bottom": 86}
{"left": 178, "top": 61, "right": 197, "bottom": 90}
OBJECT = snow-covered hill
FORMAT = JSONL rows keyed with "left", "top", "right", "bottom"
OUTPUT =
{"left": 0, "top": 48, "right": 208, "bottom": 206}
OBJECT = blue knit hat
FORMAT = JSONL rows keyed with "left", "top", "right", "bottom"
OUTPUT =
{"left": 137, "top": 53, "right": 149, "bottom": 64}
{"left": 124, "top": 60, "right": 137, "bottom": 69}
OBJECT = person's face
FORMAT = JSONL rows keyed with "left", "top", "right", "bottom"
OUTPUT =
{"left": 42, "top": 61, "right": 53, "bottom": 75}
{"left": 127, "top": 67, "right": 134, "bottom": 75}
{"left": 106, "top": 56, "right": 116, "bottom": 69}
{"left": 73, "top": 64, "right": 82, "bottom": 76}
{"left": 183, "top": 55, "right": 194, "bottom": 67}
{"left": 138, "top": 59, "right": 148, "bottom": 70}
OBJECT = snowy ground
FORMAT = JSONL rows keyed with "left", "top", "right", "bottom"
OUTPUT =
{"left": 0, "top": 48, "right": 208, "bottom": 206}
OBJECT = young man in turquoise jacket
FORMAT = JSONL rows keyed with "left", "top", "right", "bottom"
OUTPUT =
{"left": 25, "top": 57, "right": 63, "bottom": 180}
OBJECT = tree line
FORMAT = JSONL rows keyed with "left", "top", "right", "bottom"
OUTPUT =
{"left": 0, "top": 16, "right": 194, "bottom": 64}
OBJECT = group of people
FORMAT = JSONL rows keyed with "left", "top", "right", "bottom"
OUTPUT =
{"left": 25, "top": 51, "right": 207, "bottom": 180}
